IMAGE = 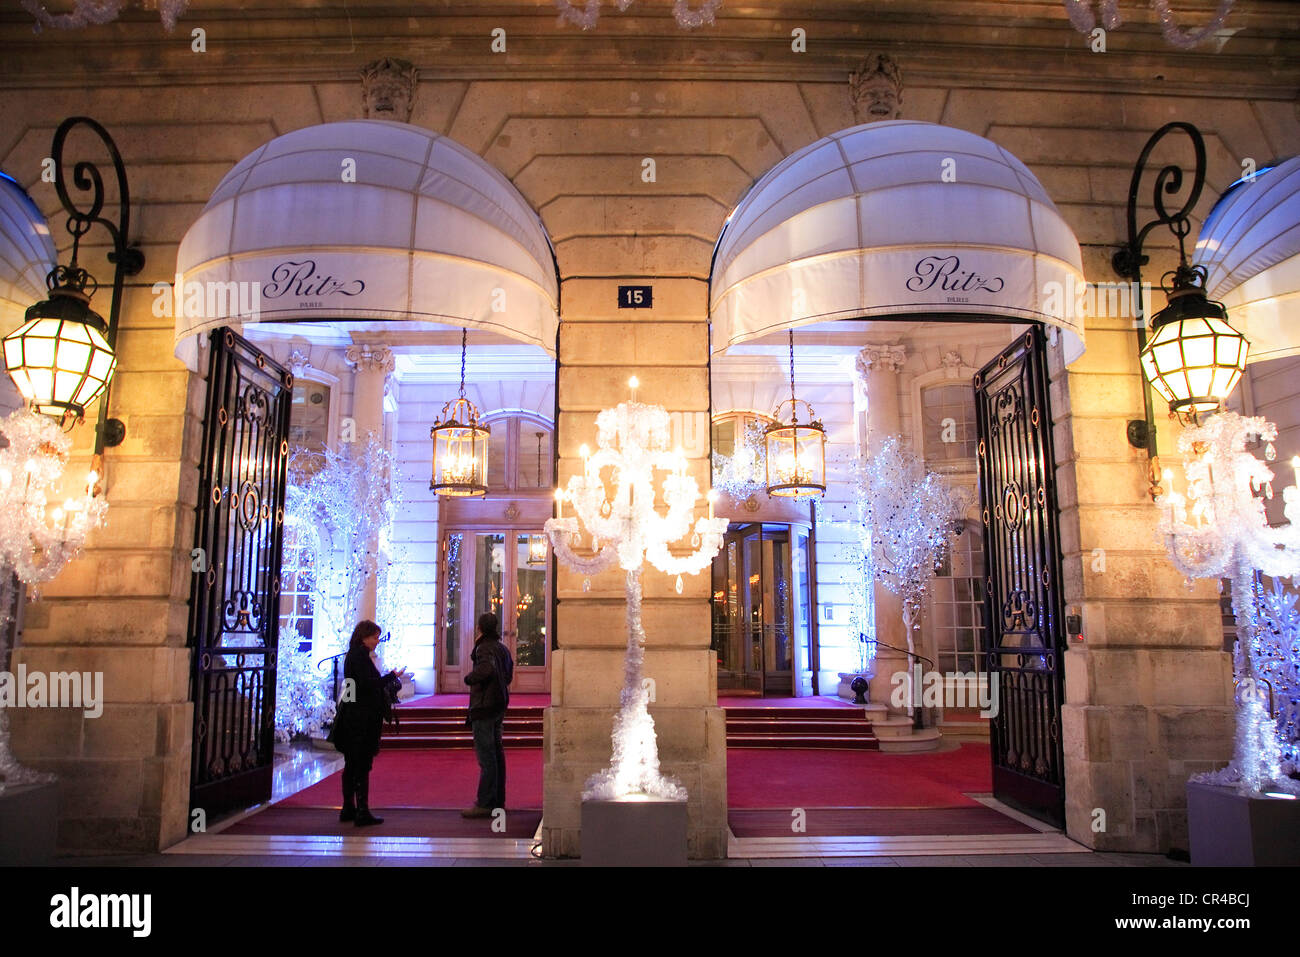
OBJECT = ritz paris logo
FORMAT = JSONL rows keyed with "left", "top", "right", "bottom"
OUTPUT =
{"left": 906, "top": 255, "right": 1005, "bottom": 299}
{"left": 264, "top": 259, "right": 366, "bottom": 302}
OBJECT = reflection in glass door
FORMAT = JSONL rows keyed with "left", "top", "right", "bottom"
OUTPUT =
{"left": 711, "top": 524, "right": 811, "bottom": 696}
{"left": 437, "top": 528, "right": 550, "bottom": 693}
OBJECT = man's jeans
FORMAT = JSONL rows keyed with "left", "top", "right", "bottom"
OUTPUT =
{"left": 472, "top": 715, "right": 506, "bottom": 810}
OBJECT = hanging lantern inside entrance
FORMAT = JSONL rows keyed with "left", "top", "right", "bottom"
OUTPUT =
{"left": 430, "top": 329, "right": 489, "bottom": 497}
{"left": 526, "top": 533, "right": 548, "bottom": 565}
{"left": 1140, "top": 264, "right": 1248, "bottom": 420}
{"left": 764, "top": 329, "right": 825, "bottom": 499}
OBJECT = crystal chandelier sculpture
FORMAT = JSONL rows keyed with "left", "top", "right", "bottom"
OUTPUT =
{"left": 22, "top": 0, "right": 188, "bottom": 32}
{"left": 0, "top": 409, "right": 108, "bottom": 585}
{"left": 545, "top": 378, "right": 727, "bottom": 800}
{"left": 1156, "top": 411, "right": 1300, "bottom": 794}
{"left": 0, "top": 409, "right": 108, "bottom": 793}
{"left": 1063, "top": 1, "right": 1236, "bottom": 50}
{"left": 555, "top": 0, "right": 721, "bottom": 31}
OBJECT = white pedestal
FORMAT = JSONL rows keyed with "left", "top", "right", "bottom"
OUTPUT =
{"left": 1186, "top": 780, "right": 1300, "bottom": 866}
{"left": 581, "top": 796, "right": 689, "bottom": 866}
{"left": 0, "top": 780, "right": 59, "bottom": 865}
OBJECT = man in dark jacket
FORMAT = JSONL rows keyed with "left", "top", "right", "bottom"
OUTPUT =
{"left": 462, "top": 612, "right": 513, "bottom": 818}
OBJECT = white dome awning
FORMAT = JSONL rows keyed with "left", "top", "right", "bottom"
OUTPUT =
{"left": 175, "top": 120, "right": 558, "bottom": 370}
{"left": 710, "top": 120, "right": 1086, "bottom": 362}
{"left": 1195, "top": 157, "right": 1300, "bottom": 365}
{"left": 0, "top": 172, "right": 57, "bottom": 331}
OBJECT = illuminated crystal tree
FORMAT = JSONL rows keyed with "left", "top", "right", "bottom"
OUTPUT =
{"left": 273, "top": 435, "right": 402, "bottom": 739}
{"left": 545, "top": 383, "right": 727, "bottom": 800}
{"left": 854, "top": 436, "right": 964, "bottom": 658}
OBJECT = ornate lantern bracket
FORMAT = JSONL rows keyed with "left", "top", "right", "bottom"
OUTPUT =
{"left": 3, "top": 117, "right": 144, "bottom": 456}
{"left": 1113, "top": 121, "right": 1248, "bottom": 468}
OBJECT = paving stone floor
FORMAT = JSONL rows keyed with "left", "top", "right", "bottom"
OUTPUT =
{"left": 50, "top": 850, "right": 1188, "bottom": 867}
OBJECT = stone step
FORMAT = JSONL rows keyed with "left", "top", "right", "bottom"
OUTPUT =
{"left": 392, "top": 707, "right": 545, "bottom": 719}
{"left": 381, "top": 733, "right": 544, "bottom": 749}
{"left": 727, "top": 733, "right": 880, "bottom": 750}
{"left": 725, "top": 718, "right": 876, "bottom": 736}
{"left": 876, "top": 728, "right": 943, "bottom": 753}
{"left": 392, "top": 719, "right": 545, "bottom": 734}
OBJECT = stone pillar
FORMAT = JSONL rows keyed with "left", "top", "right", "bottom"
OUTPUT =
{"left": 543, "top": 278, "right": 725, "bottom": 859}
{"left": 343, "top": 344, "right": 395, "bottom": 621}
{"left": 1054, "top": 278, "right": 1234, "bottom": 853}
{"left": 9, "top": 286, "right": 196, "bottom": 853}
{"left": 855, "top": 344, "right": 910, "bottom": 709}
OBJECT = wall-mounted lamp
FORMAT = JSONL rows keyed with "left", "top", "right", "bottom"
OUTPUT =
{"left": 1113, "top": 122, "right": 1250, "bottom": 498}
{"left": 3, "top": 117, "right": 143, "bottom": 467}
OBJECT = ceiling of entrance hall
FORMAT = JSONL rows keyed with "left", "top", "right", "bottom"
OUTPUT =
{"left": 1, "top": 1, "right": 1297, "bottom": 293}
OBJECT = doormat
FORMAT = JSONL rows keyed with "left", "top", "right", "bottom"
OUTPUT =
{"left": 728, "top": 806, "right": 1038, "bottom": 838}
{"left": 222, "top": 806, "right": 543, "bottom": 839}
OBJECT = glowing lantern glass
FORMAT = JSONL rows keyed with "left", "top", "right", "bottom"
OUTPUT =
{"left": 3, "top": 266, "right": 117, "bottom": 423}
{"left": 526, "top": 533, "right": 548, "bottom": 565}
{"left": 764, "top": 330, "right": 825, "bottom": 499}
{"left": 1140, "top": 267, "right": 1248, "bottom": 417}
{"left": 430, "top": 329, "right": 489, "bottom": 497}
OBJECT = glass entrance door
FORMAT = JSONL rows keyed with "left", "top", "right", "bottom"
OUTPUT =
{"left": 712, "top": 524, "right": 807, "bottom": 696}
{"left": 438, "top": 528, "right": 550, "bottom": 694}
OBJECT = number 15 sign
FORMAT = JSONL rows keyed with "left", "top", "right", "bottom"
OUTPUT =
{"left": 618, "top": 285, "right": 653, "bottom": 309}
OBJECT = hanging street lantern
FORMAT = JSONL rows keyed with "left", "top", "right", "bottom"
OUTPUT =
{"left": 3, "top": 117, "right": 142, "bottom": 443}
{"left": 4, "top": 264, "right": 117, "bottom": 421}
{"left": 1140, "top": 262, "right": 1248, "bottom": 419}
{"left": 764, "top": 329, "right": 825, "bottom": 498}
{"left": 430, "top": 328, "right": 489, "bottom": 497}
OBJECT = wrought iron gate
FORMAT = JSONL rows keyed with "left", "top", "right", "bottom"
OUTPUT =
{"left": 974, "top": 326, "right": 1067, "bottom": 828}
{"left": 188, "top": 329, "right": 292, "bottom": 818}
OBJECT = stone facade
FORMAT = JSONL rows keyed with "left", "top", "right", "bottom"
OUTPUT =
{"left": 0, "top": 1, "right": 1297, "bottom": 856}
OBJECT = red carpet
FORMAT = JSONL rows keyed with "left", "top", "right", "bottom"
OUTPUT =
{"left": 279, "top": 750, "right": 545, "bottom": 809}
{"left": 725, "top": 744, "right": 992, "bottom": 808}
{"left": 229, "top": 742, "right": 998, "bottom": 838}
{"left": 273, "top": 743, "right": 988, "bottom": 812}
{"left": 225, "top": 807, "right": 542, "bottom": 838}
{"left": 728, "top": 806, "right": 1034, "bottom": 837}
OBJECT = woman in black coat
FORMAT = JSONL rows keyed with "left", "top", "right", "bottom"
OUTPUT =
{"left": 330, "top": 620, "right": 403, "bottom": 827}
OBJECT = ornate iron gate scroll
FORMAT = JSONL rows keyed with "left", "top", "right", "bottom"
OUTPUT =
{"left": 974, "top": 326, "right": 1067, "bottom": 828}
{"left": 188, "top": 329, "right": 292, "bottom": 819}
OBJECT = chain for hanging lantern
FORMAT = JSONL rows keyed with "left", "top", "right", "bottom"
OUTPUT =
{"left": 429, "top": 328, "right": 489, "bottom": 497}
{"left": 764, "top": 329, "right": 826, "bottom": 499}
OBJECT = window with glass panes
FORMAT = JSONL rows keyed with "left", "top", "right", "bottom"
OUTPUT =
{"left": 711, "top": 410, "right": 774, "bottom": 477}
{"left": 930, "top": 520, "right": 986, "bottom": 675}
{"left": 921, "top": 384, "right": 977, "bottom": 463}
{"left": 483, "top": 413, "right": 553, "bottom": 491}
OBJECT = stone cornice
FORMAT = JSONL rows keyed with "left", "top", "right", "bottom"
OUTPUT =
{"left": 1, "top": 2, "right": 1297, "bottom": 99}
